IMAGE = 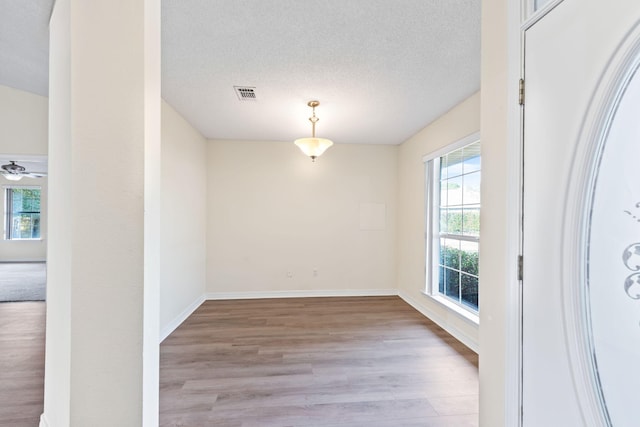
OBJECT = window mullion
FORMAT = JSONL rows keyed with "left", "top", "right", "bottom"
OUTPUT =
{"left": 439, "top": 233, "right": 479, "bottom": 243}
{"left": 432, "top": 157, "right": 441, "bottom": 295}
{"left": 6, "top": 188, "right": 12, "bottom": 240}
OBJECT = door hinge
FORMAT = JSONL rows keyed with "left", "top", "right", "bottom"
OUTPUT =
{"left": 519, "top": 79, "right": 525, "bottom": 105}
{"left": 518, "top": 255, "right": 524, "bottom": 281}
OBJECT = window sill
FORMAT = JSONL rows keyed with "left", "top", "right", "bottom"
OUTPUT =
{"left": 421, "top": 291, "right": 479, "bottom": 325}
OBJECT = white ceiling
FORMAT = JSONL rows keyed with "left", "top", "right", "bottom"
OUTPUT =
{"left": 0, "top": 0, "right": 53, "bottom": 97}
{"left": 1, "top": 0, "right": 480, "bottom": 146}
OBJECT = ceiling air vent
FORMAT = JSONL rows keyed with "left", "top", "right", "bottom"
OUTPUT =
{"left": 234, "top": 86, "right": 257, "bottom": 101}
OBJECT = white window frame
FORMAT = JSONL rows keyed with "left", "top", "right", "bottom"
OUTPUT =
{"left": 3, "top": 185, "right": 42, "bottom": 240}
{"left": 523, "top": 0, "right": 564, "bottom": 26}
{"left": 423, "top": 132, "right": 481, "bottom": 323}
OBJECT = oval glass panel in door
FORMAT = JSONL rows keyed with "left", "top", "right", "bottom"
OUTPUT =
{"left": 588, "top": 61, "right": 640, "bottom": 426}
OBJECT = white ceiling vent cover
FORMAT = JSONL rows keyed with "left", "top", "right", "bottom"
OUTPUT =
{"left": 234, "top": 86, "right": 257, "bottom": 101}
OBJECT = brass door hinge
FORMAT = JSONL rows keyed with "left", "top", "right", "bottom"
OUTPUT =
{"left": 518, "top": 255, "right": 524, "bottom": 281}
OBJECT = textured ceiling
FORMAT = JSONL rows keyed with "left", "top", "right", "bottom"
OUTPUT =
{"left": 1, "top": 0, "right": 480, "bottom": 146}
{"left": 162, "top": 0, "right": 481, "bottom": 145}
{"left": 0, "top": 0, "right": 53, "bottom": 97}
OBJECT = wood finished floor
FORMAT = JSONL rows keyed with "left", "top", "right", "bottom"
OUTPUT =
{"left": 0, "top": 297, "right": 478, "bottom": 426}
{"left": 0, "top": 302, "right": 45, "bottom": 427}
{"left": 160, "top": 296, "right": 479, "bottom": 427}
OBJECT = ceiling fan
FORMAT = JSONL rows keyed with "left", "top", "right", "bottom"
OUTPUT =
{"left": 1, "top": 161, "right": 47, "bottom": 181}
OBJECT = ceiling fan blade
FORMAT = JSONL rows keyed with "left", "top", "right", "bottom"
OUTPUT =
{"left": 1, "top": 159, "right": 48, "bottom": 180}
{"left": 22, "top": 173, "right": 47, "bottom": 178}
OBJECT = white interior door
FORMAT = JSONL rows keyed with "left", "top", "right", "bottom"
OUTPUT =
{"left": 523, "top": 1, "right": 640, "bottom": 426}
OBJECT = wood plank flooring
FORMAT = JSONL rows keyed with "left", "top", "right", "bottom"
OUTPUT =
{"left": 0, "top": 297, "right": 478, "bottom": 426}
{"left": 160, "top": 296, "right": 479, "bottom": 427}
{"left": 0, "top": 302, "right": 45, "bottom": 427}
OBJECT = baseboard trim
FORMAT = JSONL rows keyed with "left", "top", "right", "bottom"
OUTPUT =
{"left": 39, "top": 413, "right": 49, "bottom": 427}
{"left": 159, "top": 295, "right": 205, "bottom": 343}
{"left": 205, "top": 289, "right": 399, "bottom": 300}
{"left": 0, "top": 260, "right": 46, "bottom": 263}
{"left": 399, "top": 290, "right": 479, "bottom": 353}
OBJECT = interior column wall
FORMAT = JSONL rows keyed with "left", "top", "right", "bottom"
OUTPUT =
{"left": 43, "top": 0, "right": 72, "bottom": 423}
{"left": 479, "top": 0, "right": 516, "bottom": 425}
{"left": 44, "top": 0, "right": 161, "bottom": 425}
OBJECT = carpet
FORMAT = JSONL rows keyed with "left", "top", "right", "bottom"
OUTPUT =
{"left": 0, "top": 262, "right": 46, "bottom": 302}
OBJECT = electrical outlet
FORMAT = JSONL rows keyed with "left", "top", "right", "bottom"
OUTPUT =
{"left": 286, "top": 271, "right": 293, "bottom": 278}
{"left": 312, "top": 269, "right": 318, "bottom": 277}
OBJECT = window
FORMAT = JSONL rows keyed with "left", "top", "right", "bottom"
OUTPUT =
{"left": 4, "top": 187, "right": 41, "bottom": 240}
{"left": 425, "top": 134, "right": 480, "bottom": 314}
{"left": 527, "top": 0, "right": 555, "bottom": 19}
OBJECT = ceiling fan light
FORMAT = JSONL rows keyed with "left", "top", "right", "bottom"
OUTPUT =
{"left": 294, "top": 137, "right": 333, "bottom": 161}
{"left": 4, "top": 174, "right": 23, "bottom": 181}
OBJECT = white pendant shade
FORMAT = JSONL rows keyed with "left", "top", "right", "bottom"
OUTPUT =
{"left": 4, "top": 174, "right": 22, "bottom": 181}
{"left": 294, "top": 100, "right": 333, "bottom": 161}
{"left": 294, "top": 137, "right": 333, "bottom": 160}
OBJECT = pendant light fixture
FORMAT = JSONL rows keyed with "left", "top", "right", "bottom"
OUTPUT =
{"left": 294, "top": 100, "right": 333, "bottom": 162}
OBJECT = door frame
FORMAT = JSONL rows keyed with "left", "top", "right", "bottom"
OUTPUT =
{"left": 504, "top": 1, "right": 567, "bottom": 426}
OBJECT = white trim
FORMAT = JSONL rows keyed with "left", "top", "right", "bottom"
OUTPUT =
{"left": 423, "top": 133, "right": 481, "bottom": 315}
{"left": 522, "top": 0, "right": 564, "bottom": 30}
{"left": 399, "top": 290, "right": 479, "bottom": 353}
{"left": 2, "top": 184, "right": 42, "bottom": 190}
{"left": 423, "top": 292, "right": 480, "bottom": 325}
{"left": 421, "top": 131, "right": 481, "bottom": 163}
{"left": 205, "top": 288, "right": 398, "bottom": 301}
{"left": 425, "top": 157, "right": 438, "bottom": 296}
{"left": 508, "top": 1, "right": 525, "bottom": 426}
{"left": 439, "top": 233, "right": 479, "bottom": 243}
{"left": 159, "top": 295, "right": 205, "bottom": 343}
{"left": 39, "top": 413, "right": 49, "bottom": 427}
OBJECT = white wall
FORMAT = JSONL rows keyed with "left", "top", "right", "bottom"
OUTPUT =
{"left": 160, "top": 101, "right": 207, "bottom": 339}
{"left": 44, "top": 0, "right": 161, "bottom": 424}
{"left": 206, "top": 140, "right": 397, "bottom": 297}
{"left": 0, "top": 84, "right": 48, "bottom": 262}
{"left": 43, "top": 2, "right": 73, "bottom": 423}
{"left": 0, "top": 85, "right": 48, "bottom": 155}
{"left": 396, "top": 92, "right": 481, "bottom": 351}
